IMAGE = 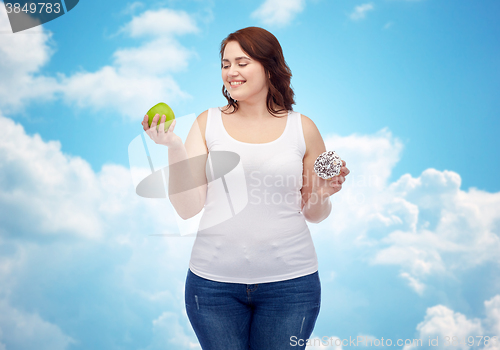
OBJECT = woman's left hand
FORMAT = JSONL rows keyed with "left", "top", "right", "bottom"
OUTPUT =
{"left": 312, "top": 160, "right": 350, "bottom": 198}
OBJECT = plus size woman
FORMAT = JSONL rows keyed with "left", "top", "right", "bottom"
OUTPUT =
{"left": 142, "top": 26, "right": 350, "bottom": 350}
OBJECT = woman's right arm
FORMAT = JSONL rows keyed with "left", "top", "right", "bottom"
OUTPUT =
{"left": 168, "top": 110, "right": 208, "bottom": 219}
{"left": 142, "top": 111, "right": 208, "bottom": 220}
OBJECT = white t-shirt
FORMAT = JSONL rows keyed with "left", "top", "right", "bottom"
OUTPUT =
{"left": 188, "top": 107, "right": 318, "bottom": 284}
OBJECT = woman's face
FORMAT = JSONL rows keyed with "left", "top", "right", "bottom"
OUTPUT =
{"left": 222, "top": 41, "right": 268, "bottom": 104}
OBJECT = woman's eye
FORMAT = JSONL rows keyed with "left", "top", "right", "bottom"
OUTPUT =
{"left": 222, "top": 64, "right": 247, "bottom": 69}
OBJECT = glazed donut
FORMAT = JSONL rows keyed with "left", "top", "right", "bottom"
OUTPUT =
{"left": 314, "top": 151, "right": 342, "bottom": 180}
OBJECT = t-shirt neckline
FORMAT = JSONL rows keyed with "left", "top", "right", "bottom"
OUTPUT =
{"left": 218, "top": 108, "right": 291, "bottom": 145}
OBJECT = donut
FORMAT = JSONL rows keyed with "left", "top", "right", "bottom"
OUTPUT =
{"left": 314, "top": 151, "right": 342, "bottom": 180}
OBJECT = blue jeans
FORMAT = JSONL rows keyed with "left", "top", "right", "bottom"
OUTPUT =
{"left": 185, "top": 269, "right": 321, "bottom": 350}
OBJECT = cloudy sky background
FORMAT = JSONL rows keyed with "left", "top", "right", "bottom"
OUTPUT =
{"left": 0, "top": 0, "right": 499, "bottom": 349}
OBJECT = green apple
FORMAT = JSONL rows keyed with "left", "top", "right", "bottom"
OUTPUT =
{"left": 147, "top": 102, "right": 175, "bottom": 132}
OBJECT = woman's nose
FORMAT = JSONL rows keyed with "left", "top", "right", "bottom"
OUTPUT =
{"left": 228, "top": 66, "right": 239, "bottom": 77}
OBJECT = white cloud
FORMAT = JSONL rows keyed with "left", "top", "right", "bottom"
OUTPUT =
{"left": 57, "top": 64, "right": 189, "bottom": 120}
{"left": 0, "top": 114, "right": 103, "bottom": 239}
{"left": 57, "top": 8, "right": 199, "bottom": 120}
{"left": 384, "top": 21, "right": 394, "bottom": 29}
{"left": 0, "top": 110, "right": 188, "bottom": 241}
{"left": 0, "top": 8, "right": 59, "bottom": 113}
{"left": 371, "top": 170, "right": 500, "bottom": 292}
{"left": 316, "top": 129, "right": 500, "bottom": 294}
{"left": 119, "top": 1, "right": 145, "bottom": 16}
{"left": 0, "top": 87, "right": 499, "bottom": 346}
{"left": 349, "top": 3, "right": 374, "bottom": 21}
{"left": 0, "top": 299, "right": 76, "bottom": 350}
{"left": 251, "top": 0, "right": 306, "bottom": 27}
{"left": 122, "top": 8, "right": 198, "bottom": 38}
{"left": 0, "top": 7, "right": 198, "bottom": 121}
{"left": 144, "top": 311, "right": 201, "bottom": 349}
{"left": 112, "top": 37, "right": 193, "bottom": 75}
{"left": 327, "top": 127, "right": 403, "bottom": 189}
{"left": 0, "top": 110, "right": 195, "bottom": 347}
{"left": 400, "top": 272, "right": 426, "bottom": 295}
{"left": 485, "top": 295, "right": 500, "bottom": 336}
{"left": 404, "top": 295, "right": 500, "bottom": 350}
{"left": 412, "top": 305, "right": 482, "bottom": 350}
{"left": 318, "top": 127, "right": 404, "bottom": 235}
{"left": 306, "top": 335, "right": 343, "bottom": 349}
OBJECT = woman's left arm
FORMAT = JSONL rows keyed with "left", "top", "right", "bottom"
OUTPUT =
{"left": 300, "top": 115, "right": 350, "bottom": 224}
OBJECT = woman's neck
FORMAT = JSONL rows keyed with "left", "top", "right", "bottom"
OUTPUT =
{"left": 228, "top": 101, "right": 286, "bottom": 120}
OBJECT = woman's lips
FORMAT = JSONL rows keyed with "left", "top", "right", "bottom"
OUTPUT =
{"left": 229, "top": 81, "right": 246, "bottom": 89}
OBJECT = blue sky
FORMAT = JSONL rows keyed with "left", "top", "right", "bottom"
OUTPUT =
{"left": 0, "top": 0, "right": 499, "bottom": 349}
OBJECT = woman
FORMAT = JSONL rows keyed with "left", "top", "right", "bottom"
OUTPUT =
{"left": 142, "top": 26, "right": 350, "bottom": 350}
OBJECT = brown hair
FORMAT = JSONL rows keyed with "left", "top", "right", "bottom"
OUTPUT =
{"left": 219, "top": 27, "right": 295, "bottom": 117}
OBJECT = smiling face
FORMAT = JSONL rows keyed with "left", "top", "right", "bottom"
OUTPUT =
{"left": 221, "top": 41, "right": 269, "bottom": 104}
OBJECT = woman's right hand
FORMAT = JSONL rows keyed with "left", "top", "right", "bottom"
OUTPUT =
{"left": 141, "top": 114, "right": 182, "bottom": 148}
